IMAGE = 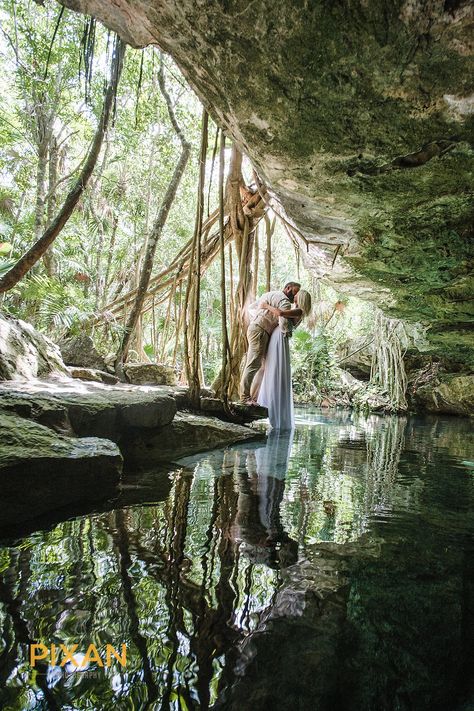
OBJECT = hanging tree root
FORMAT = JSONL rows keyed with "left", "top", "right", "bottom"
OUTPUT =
{"left": 368, "top": 311, "right": 408, "bottom": 412}
{"left": 114, "top": 55, "right": 191, "bottom": 374}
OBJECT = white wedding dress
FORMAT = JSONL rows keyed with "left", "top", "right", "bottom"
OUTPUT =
{"left": 257, "top": 325, "right": 295, "bottom": 430}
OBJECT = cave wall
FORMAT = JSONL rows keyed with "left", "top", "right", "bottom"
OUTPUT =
{"left": 59, "top": 0, "right": 474, "bottom": 367}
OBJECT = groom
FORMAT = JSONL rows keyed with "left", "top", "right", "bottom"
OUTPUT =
{"left": 240, "top": 281, "right": 301, "bottom": 404}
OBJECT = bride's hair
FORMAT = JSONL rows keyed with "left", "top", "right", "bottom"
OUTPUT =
{"left": 296, "top": 289, "right": 312, "bottom": 317}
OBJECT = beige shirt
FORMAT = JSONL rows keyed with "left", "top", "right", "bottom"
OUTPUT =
{"left": 248, "top": 290, "right": 292, "bottom": 335}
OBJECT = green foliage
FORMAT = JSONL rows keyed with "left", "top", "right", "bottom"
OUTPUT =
{"left": 0, "top": 258, "right": 15, "bottom": 277}
{"left": 19, "top": 273, "right": 91, "bottom": 333}
{"left": 292, "top": 328, "right": 335, "bottom": 402}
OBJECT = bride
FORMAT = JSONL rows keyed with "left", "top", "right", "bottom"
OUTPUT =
{"left": 253, "top": 289, "right": 311, "bottom": 430}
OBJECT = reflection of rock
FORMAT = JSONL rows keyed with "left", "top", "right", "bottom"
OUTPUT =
{"left": 124, "top": 362, "right": 177, "bottom": 386}
{"left": 0, "top": 411, "right": 122, "bottom": 529}
{"left": 219, "top": 530, "right": 472, "bottom": 711}
{"left": 413, "top": 373, "right": 474, "bottom": 416}
{"left": 124, "top": 412, "right": 263, "bottom": 466}
{"left": 0, "top": 313, "right": 69, "bottom": 380}
{"left": 345, "top": 537, "right": 473, "bottom": 711}
{"left": 59, "top": 334, "right": 107, "bottom": 371}
{"left": 0, "top": 463, "right": 173, "bottom": 542}
{"left": 217, "top": 545, "right": 354, "bottom": 710}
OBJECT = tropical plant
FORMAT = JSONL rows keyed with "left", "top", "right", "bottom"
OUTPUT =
{"left": 292, "top": 328, "right": 336, "bottom": 402}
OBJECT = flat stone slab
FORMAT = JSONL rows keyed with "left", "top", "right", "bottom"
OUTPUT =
{"left": 0, "top": 377, "right": 177, "bottom": 440}
{"left": 200, "top": 397, "right": 268, "bottom": 423}
{"left": 69, "top": 366, "right": 119, "bottom": 385}
{"left": 123, "top": 412, "right": 264, "bottom": 467}
{"left": 0, "top": 411, "right": 122, "bottom": 529}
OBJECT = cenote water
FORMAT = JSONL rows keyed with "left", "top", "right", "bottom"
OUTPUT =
{"left": 0, "top": 408, "right": 473, "bottom": 711}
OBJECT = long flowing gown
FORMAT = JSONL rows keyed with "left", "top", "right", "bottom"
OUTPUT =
{"left": 257, "top": 327, "right": 294, "bottom": 430}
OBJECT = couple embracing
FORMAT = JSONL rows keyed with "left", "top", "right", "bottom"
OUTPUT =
{"left": 240, "top": 281, "right": 312, "bottom": 430}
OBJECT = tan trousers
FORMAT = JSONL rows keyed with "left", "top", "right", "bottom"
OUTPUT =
{"left": 240, "top": 323, "right": 269, "bottom": 400}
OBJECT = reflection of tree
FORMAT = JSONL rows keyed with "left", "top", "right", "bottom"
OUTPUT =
{"left": 0, "top": 555, "right": 61, "bottom": 711}
{"left": 363, "top": 415, "right": 408, "bottom": 516}
{"left": 115, "top": 467, "right": 242, "bottom": 710}
{"left": 111, "top": 509, "right": 158, "bottom": 708}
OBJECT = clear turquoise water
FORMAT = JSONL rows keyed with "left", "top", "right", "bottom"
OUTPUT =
{"left": 0, "top": 408, "right": 473, "bottom": 710}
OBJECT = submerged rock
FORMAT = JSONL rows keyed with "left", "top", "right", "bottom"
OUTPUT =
{"left": 0, "top": 313, "right": 69, "bottom": 380}
{"left": 123, "top": 412, "right": 263, "bottom": 467}
{"left": 0, "top": 411, "right": 122, "bottom": 529}
{"left": 124, "top": 362, "right": 177, "bottom": 386}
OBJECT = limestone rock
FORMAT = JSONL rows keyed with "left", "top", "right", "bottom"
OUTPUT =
{"left": 0, "top": 313, "right": 69, "bottom": 381}
{"left": 60, "top": 334, "right": 107, "bottom": 371}
{"left": 123, "top": 412, "right": 263, "bottom": 467}
{"left": 69, "top": 366, "right": 119, "bottom": 385}
{"left": 200, "top": 397, "right": 267, "bottom": 423}
{"left": 124, "top": 362, "right": 177, "bottom": 386}
{"left": 0, "top": 379, "right": 177, "bottom": 440}
{"left": 337, "top": 337, "right": 373, "bottom": 381}
{"left": 0, "top": 411, "right": 122, "bottom": 529}
{"left": 333, "top": 368, "right": 366, "bottom": 399}
{"left": 414, "top": 374, "right": 474, "bottom": 416}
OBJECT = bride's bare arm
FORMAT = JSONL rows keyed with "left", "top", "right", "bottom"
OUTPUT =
{"left": 261, "top": 301, "right": 302, "bottom": 319}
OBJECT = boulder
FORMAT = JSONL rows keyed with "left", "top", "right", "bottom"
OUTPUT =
{"left": 60, "top": 334, "right": 107, "bottom": 371}
{"left": 0, "top": 313, "right": 69, "bottom": 381}
{"left": 69, "top": 366, "right": 119, "bottom": 385}
{"left": 337, "top": 337, "right": 373, "bottom": 381}
{"left": 333, "top": 368, "right": 366, "bottom": 399}
{"left": 124, "top": 363, "right": 177, "bottom": 386}
{"left": 123, "top": 412, "right": 263, "bottom": 467}
{"left": 0, "top": 379, "right": 177, "bottom": 440}
{"left": 0, "top": 411, "right": 122, "bottom": 529}
{"left": 413, "top": 374, "right": 474, "bottom": 416}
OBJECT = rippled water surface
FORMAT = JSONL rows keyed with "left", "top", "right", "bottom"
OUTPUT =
{"left": 0, "top": 408, "right": 473, "bottom": 710}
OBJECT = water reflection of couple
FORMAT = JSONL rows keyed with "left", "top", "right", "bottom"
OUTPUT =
{"left": 232, "top": 431, "right": 298, "bottom": 569}
{"left": 240, "top": 281, "right": 312, "bottom": 430}
{"left": 180, "top": 431, "right": 298, "bottom": 570}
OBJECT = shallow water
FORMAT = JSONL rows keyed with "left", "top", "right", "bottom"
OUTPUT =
{"left": 0, "top": 408, "right": 473, "bottom": 710}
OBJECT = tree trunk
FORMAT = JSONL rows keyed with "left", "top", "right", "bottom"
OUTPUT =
{"left": 184, "top": 109, "right": 208, "bottom": 407}
{"left": 35, "top": 135, "right": 48, "bottom": 242}
{"left": 0, "top": 36, "right": 126, "bottom": 293}
{"left": 115, "top": 60, "right": 191, "bottom": 372}
{"left": 43, "top": 133, "right": 59, "bottom": 277}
